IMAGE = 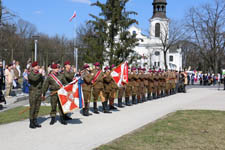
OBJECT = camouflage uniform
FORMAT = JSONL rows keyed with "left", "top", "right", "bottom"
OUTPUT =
{"left": 102, "top": 72, "right": 112, "bottom": 113}
{"left": 42, "top": 72, "right": 68, "bottom": 125}
{"left": 124, "top": 73, "right": 132, "bottom": 106}
{"left": 64, "top": 70, "right": 75, "bottom": 83}
{"left": 147, "top": 72, "right": 154, "bottom": 100}
{"left": 143, "top": 73, "right": 148, "bottom": 102}
{"left": 92, "top": 69, "right": 105, "bottom": 113}
{"left": 28, "top": 70, "right": 44, "bottom": 128}
{"left": 82, "top": 71, "right": 93, "bottom": 116}
{"left": 130, "top": 72, "right": 138, "bottom": 104}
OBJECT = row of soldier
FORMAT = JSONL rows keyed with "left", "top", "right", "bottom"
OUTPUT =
{"left": 28, "top": 61, "right": 187, "bottom": 129}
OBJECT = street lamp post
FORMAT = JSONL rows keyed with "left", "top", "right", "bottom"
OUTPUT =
{"left": 32, "top": 35, "right": 40, "bottom": 62}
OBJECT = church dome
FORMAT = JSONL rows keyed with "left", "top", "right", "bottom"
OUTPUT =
{"left": 152, "top": 0, "right": 167, "bottom": 18}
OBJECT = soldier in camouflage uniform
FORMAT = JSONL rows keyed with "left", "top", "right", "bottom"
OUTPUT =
{"left": 109, "top": 64, "right": 118, "bottom": 110}
{"left": 165, "top": 70, "right": 170, "bottom": 96}
{"left": 137, "top": 67, "right": 144, "bottom": 103}
{"left": 124, "top": 67, "right": 132, "bottom": 106}
{"left": 42, "top": 64, "right": 68, "bottom": 125}
{"left": 92, "top": 62, "right": 110, "bottom": 113}
{"left": 143, "top": 68, "right": 148, "bottom": 102}
{"left": 140, "top": 68, "right": 147, "bottom": 102}
{"left": 102, "top": 66, "right": 112, "bottom": 113}
{"left": 147, "top": 69, "right": 154, "bottom": 100}
{"left": 130, "top": 67, "right": 138, "bottom": 104}
{"left": 152, "top": 70, "right": 157, "bottom": 99}
{"left": 28, "top": 62, "right": 44, "bottom": 129}
{"left": 161, "top": 70, "right": 166, "bottom": 97}
{"left": 82, "top": 64, "right": 94, "bottom": 116}
{"left": 63, "top": 60, "right": 75, "bottom": 120}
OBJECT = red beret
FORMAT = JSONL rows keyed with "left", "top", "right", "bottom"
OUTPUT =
{"left": 64, "top": 61, "right": 71, "bottom": 66}
{"left": 94, "top": 62, "right": 100, "bottom": 66}
{"left": 138, "top": 67, "right": 142, "bottom": 70}
{"left": 32, "top": 61, "right": 38, "bottom": 67}
{"left": 131, "top": 67, "right": 136, "bottom": 71}
{"left": 83, "top": 64, "right": 90, "bottom": 69}
{"left": 142, "top": 68, "right": 146, "bottom": 71}
{"left": 111, "top": 64, "right": 115, "bottom": 68}
{"left": 51, "top": 64, "right": 58, "bottom": 69}
{"left": 104, "top": 66, "right": 110, "bottom": 70}
{"left": 148, "top": 69, "right": 152, "bottom": 73}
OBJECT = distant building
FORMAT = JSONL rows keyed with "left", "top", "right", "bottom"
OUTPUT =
{"left": 129, "top": 0, "right": 182, "bottom": 70}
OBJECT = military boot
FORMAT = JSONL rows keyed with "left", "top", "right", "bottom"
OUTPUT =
{"left": 109, "top": 105, "right": 117, "bottom": 110}
{"left": 142, "top": 95, "right": 146, "bottom": 102}
{"left": 83, "top": 102, "right": 92, "bottom": 116}
{"left": 50, "top": 117, "right": 56, "bottom": 125}
{"left": 109, "top": 98, "right": 117, "bottom": 110}
{"left": 148, "top": 93, "right": 152, "bottom": 100}
{"left": 161, "top": 91, "right": 164, "bottom": 97}
{"left": 64, "top": 114, "right": 72, "bottom": 120}
{"left": 118, "top": 98, "right": 124, "bottom": 108}
{"left": 125, "top": 97, "right": 131, "bottom": 106}
{"left": 132, "top": 95, "right": 137, "bottom": 104}
{"left": 60, "top": 116, "right": 67, "bottom": 125}
{"left": 153, "top": 93, "right": 156, "bottom": 99}
{"left": 33, "top": 119, "right": 41, "bottom": 128}
{"left": 93, "top": 102, "right": 99, "bottom": 114}
{"left": 29, "top": 119, "right": 36, "bottom": 129}
{"left": 86, "top": 102, "right": 92, "bottom": 116}
{"left": 102, "top": 101, "right": 112, "bottom": 113}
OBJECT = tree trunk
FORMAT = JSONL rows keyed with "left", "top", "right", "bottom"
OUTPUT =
{"left": 163, "top": 51, "right": 168, "bottom": 70}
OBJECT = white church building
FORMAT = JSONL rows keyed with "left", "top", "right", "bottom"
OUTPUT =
{"left": 129, "top": 0, "right": 182, "bottom": 71}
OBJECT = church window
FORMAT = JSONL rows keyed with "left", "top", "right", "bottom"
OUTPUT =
{"left": 157, "top": 5, "right": 160, "bottom": 11}
{"left": 155, "top": 23, "right": 160, "bottom": 37}
{"left": 169, "top": 56, "right": 173, "bottom": 62}
{"left": 162, "top": 6, "right": 165, "bottom": 12}
{"left": 155, "top": 51, "right": 160, "bottom": 56}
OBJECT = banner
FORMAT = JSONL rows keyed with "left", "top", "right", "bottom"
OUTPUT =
{"left": 57, "top": 78, "right": 84, "bottom": 114}
{"left": 111, "top": 62, "right": 128, "bottom": 87}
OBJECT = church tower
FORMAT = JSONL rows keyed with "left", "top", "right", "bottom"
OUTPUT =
{"left": 149, "top": 0, "right": 169, "bottom": 40}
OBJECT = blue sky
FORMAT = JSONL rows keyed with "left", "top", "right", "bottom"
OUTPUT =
{"left": 3, "top": 0, "right": 212, "bottom": 39}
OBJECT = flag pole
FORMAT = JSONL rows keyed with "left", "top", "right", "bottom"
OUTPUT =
{"left": 73, "top": 16, "right": 78, "bottom": 72}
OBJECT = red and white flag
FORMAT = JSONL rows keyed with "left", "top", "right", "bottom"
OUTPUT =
{"left": 69, "top": 11, "right": 77, "bottom": 22}
{"left": 110, "top": 62, "right": 128, "bottom": 87}
{"left": 57, "top": 79, "right": 84, "bottom": 114}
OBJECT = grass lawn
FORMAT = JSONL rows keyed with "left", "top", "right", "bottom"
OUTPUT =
{"left": 0, "top": 106, "right": 51, "bottom": 125}
{"left": 95, "top": 110, "right": 225, "bottom": 150}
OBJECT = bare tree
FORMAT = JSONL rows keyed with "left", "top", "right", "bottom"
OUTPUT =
{"left": 185, "top": 0, "right": 225, "bottom": 73}
{"left": 158, "top": 19, "right": 186, "bottom": 70}
{"left": 0, "top": 0, "right": 15, "bottom": 26}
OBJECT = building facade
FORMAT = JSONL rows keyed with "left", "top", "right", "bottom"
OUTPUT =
{"left": 129, "top": 0, "right": 182, "bottom": 71}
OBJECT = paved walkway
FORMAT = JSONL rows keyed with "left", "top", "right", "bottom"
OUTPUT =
{"left": 0, "top": 87, "right": 225, "bottom": 150}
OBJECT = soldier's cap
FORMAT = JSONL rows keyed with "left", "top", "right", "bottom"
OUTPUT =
{"left": 104, "top": 66, "right": 110, "bottom": 71}
{"left": 64, "top": 61, "right": 71, "bottom": 66}
{"left": 51, "top": 64, "right": 58, "bottom": 69}
{"left": 83, "top": 64, "right": 90, "bottom": 69}
{"left": 148, "top": 69, "right": 152, "bottom": 73}
{"left": 111, "top": 64, "right": 115, "bottom": 68}
{"left": 94, "top": 62, "right": 100, "bottom": 66}
{"left": 138, "top": 67, "right": 142, "bottom": 70}
{"left": 32, "top": 61, "right": 38, "bottom": 67}
{"left": 142, "top": 68, "right": 146, "bottom": 71}
{"left": 131, "top": 67, "right": 136, "bottom": 71}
